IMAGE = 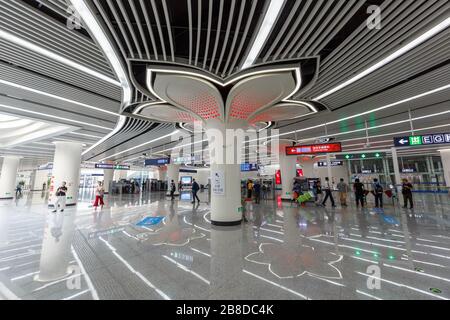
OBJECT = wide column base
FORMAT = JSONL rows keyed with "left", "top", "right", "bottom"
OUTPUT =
{"left": 210, "top": 164, "right": 242, "bottom": 226}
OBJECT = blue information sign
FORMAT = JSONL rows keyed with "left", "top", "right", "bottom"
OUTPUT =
{"left": 394, "top": 133, "right": 450, "bottom": 147}
{"left": 240, "top": 163, "right": 259, "bottom": 172}
{"left": 144, "top": 158, "right": 170, "bottom": 166}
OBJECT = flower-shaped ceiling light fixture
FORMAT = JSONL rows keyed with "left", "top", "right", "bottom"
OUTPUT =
{"left": 128, "top": 59, "right": 326, "bottom": 127}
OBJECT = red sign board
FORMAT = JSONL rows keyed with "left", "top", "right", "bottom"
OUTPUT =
{"left": 286, "top": 143, "right": 342, "bottom": 155}
{"left": 297, "top": 169, "right": 304, "bottom": 177}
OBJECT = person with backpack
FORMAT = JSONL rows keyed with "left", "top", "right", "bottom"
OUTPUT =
{"left": 322, "top": 177, "right": 336, "bottom": 208}
{"left": 402, "top": 178, "right": 414, "bottom": 209}
{"left": 170, "top": 180, "right": 176, "bottom": 201}
{"left": 192, "top": 179, "right": 200, "bottom": 204}
{"left": 353, "top": 179, "right": 365, "bottom": 208}
{"left": 372, "top": 178, "right": 384, "bottom": 208}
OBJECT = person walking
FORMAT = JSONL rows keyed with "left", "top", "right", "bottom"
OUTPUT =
{"left": 402, "top": 178, "right": 414, "bottom": 209}
{"left": 322, "top": 177, "right": 336, "bottom": 207}
{"left": 52, "top": 181, "right": 67, "bottom": 213}
{"left": 337, "top": 178, "right": 349, "bottom": 207}
{"left": 192, "top": 179, "right": 200, "bottom": 204}
{"left": 93, "top": 181, "right": 105, "bottom": 210}
{"left": 170, "top": 180, "right": 176, "bottom": 201}
{"left": 246, "top": 180, "right": 253, "bottom": 199}
{"left": 314, "top": 180, "right": 323, "bottom": 205}
{"left": 262, "top": 183, "right": 268, "bottom": 200}
{"left": 15, "top": 183, "right": 22, "bottom": 198}
{"left": 253, "top": 180, "right": 261, "bottom": 204}
{"left": 353, "top": 179, "right": 365, "bottom": 208}
{"left": 372, "top": 178, "right": 384, "bottom": 208}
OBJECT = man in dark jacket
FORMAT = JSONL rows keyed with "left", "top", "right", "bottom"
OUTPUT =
{"left": 402, "top": 179, "right": 414, "bottom": 209}
{"left": 170, "top": 180, "right": 176, "bottom": 200}
{"left": 192, "top": 179, "right": 200, "bottom": 204}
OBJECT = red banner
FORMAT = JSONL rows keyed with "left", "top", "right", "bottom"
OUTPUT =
{"left": 275, "top": 170, "right": 282, "bottom": 185}
{"left": 286, "top": 143, "right": 342, "bottom": 155}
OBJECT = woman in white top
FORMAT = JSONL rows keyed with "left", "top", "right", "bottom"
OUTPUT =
{"left": 93, "top": 181, "right": 105, "bottom": 210}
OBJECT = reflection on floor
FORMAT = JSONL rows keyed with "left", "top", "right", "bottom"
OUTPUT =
{"left": 0, "top": 189, "right": 449, "bottom": 300}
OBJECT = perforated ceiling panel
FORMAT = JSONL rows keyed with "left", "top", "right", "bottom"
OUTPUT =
{"left": 249, "top": 103, "right": 311, "bottom": 123}
{"left": 153, "top": 74, "right": 223, "bottom": 120}
{"left": 138, "top": 104, "right": 199, "bottom": 123}
{"left": 227, "top": 72, "right": 297, "bottom": 121}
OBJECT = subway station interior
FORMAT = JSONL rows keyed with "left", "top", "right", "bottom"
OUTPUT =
{"left": 0, "top": 0, "right": 449, "bottom": 301}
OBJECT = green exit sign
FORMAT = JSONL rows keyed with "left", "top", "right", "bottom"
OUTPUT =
{"left": 409, "top": 136, "right": 423, "bottom": 146}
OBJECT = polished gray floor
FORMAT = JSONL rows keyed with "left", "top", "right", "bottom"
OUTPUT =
{"left": 0, "top": 189, "right": 449, "bottom": 300}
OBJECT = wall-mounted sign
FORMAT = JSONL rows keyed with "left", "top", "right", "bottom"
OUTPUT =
{"left": 95, "top": 164, "right": 130, "bottom": 170}
{"left": 361, "top": 169, "right": 373, "bottom": 174}
{"left": 240, "top": 163, "right": 259, "bottom": 172}
{"left": 212, "top": 170, "right": 225, "bottom": 195}
{"left": 316, "top": 161, "right": 344, "bottom": 167}
{"left": 144, "top": 158, "right": 170, "bottom": 166}
{"left": 297, "top": 169, "right": 304, "bottom": 177}
{"left": 402, "top": 168, "right": 417, "bottom": 173}
{"left": 286, "top": 143, "right": 342, "bottom": 155}
{"left": 394, "top": 133, "right": 450, "bottom": 147}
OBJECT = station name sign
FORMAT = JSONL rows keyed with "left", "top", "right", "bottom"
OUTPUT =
{"left": 394, "top": 133, "right": 450, "bottom": 147}
{"left": 95, "top": 164, "right": 130, "bottom": 170}
{"left": 286, "top": 143, "right": 342, "bottom": 155}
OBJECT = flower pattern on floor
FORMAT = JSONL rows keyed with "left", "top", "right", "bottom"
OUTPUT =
{"left": 245, "top": 243, "right": 343, "bottom": 280}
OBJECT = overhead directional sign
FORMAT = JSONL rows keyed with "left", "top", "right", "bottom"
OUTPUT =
{"left": 286, "top": 143, "right": 342, "bottom": 155}
{"left": 144, "top": 158, "right": 170, "bottom": 166}
{"left": 95, "top": 164, "right": 130, "bottom": 170}
{"left": 394, "top": 133, "right": 450, "bottom": 147}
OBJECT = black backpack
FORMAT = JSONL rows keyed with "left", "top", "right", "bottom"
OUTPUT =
{"left": 375, "top": 183, "right": 383, "bottom": 194}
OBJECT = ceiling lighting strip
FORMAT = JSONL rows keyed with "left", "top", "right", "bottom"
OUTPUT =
{"left": 0, "top": 103, "right": 111, "bottom": 130}
{"left": 0, "top": 79, "right": 118, "bottom": 117}
{"left": 99, "top": 130, "right": 180, "bottom": 161}
{"left": 241, "top": 0, "right": 286, "bottom": 69}
{"left": 0, "top": 30, "right": 120, "bottom": 87}
{"left": 314, "top": 17, "right": 450, "bottom": 100}
{"left": 71, "top": 0, "right": 134, "bottom": 156}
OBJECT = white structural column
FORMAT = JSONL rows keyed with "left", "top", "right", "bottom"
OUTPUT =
{"left": 391, "top": 147, "right": 402, "bottom": 192}
{"left": 49, "top": 142, "right": 83, "bottom": 206}
{"left": 206, "top": 120, "right": 243, "bottom": 225}
{"left": 326, "top": 153, "right": 333, "bottom": 183}
{"left": 166, "top": 164, "right": 180, "bottom": 196}
{"left": 0, "top": 156, "right": 21, "bottom": 199}
{"left": 439, "top": 149, "right": 450, "bottom": 187}
{"left": 279, "top": 146, "right": 297, "bottom": 200}
{"left": 103, "top": 169, "right": 114, "bottom": 194}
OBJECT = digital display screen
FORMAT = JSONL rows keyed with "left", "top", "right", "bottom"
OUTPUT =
{"left": 181, "top": 176, "right": 192, "bottom": 184}
{"left": 240, "top": 163, "right": 259, "bottom": 172}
